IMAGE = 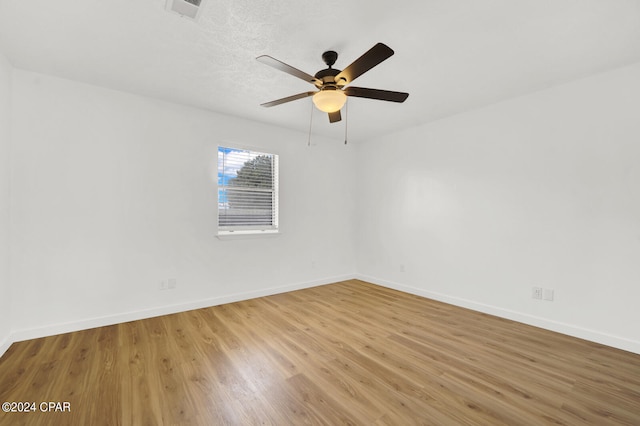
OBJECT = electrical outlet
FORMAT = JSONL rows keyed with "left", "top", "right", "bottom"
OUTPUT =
{"left": 543, "top": 288, "right": 554, "bottom": 301}
{"left": 159, "top": 280, "right": 168, "bottom": 291}
{"left": 168, "top": 278, "right": 177, "bottom": 289}
{"left": 400, "top": 264, "right": 406, "bottom": 273}
{"left": 532, "top": 287, "right": 542, "bottom": 300}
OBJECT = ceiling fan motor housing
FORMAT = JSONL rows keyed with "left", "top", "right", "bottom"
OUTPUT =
{"left": 315, "top": 67, "right": 342, "bottom": 85}
{"left": 316, "top": 51, "right": 347, "bottom": 86}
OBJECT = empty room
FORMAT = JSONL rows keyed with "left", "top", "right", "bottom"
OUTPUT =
{"left": 1, "top": 1, "right": 639, "bottom": 424}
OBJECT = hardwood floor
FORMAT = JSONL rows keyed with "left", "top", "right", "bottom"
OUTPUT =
{"left": 1, "top": 279, "right": 639, "bottom": 425}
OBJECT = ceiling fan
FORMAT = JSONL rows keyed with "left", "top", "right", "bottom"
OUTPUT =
{"left": 257, "top": 43, "right": 409, "bottom": 123}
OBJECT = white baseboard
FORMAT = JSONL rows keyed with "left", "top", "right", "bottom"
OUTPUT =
{"left": 3, "top": 273, "right": 638, "bottom": 359}
{"left": 1, "top": 274, "right": 355, "bottom": 359}
{"left": 0, "top": 334, "right": 11, "bottom": 359}
{"left": 356, "top": 274, "right": 640, "bottom": 355}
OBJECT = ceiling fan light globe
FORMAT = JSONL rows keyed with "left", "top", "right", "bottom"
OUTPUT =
{"left": 313, "top": 90, "right": 347, "bottom": 113}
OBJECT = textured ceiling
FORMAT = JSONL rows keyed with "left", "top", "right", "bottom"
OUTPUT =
{"left": 1, "top": 0, "right": 640, "bottom": 142}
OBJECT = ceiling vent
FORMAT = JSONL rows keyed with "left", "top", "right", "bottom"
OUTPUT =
{"left": 165, "top": 0, "right": 206, "bottom": 21}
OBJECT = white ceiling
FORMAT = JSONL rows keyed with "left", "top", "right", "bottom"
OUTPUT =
{"left": 1, "top": 0, "right": 639, "bottom": 142}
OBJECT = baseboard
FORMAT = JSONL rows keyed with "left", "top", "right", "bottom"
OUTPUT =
{"left": 0, "top": 334, "right": 11, "bottom": 360}
{"left": 1, "top": 273, "right": 355, "bottom": 359}
{"left": 356, "top": 274, "right": 640, "bottom": 355}
{"left": 4, "top": 273, "right": 637, "bottom": 359}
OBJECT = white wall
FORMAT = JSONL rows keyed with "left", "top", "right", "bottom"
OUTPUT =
{"left": 4, "top": 60, "right": 639, "bottom": 357}
{"left": 0, "top": 52, "right": 11, "bottom": 353}
{"left": 9, "top": 70, "right": 356, "bottom": 340}
{"left": 356, "top": 62, "right": 640, "bottom": 354}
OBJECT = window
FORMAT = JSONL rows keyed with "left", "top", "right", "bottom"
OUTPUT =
{"left": 217, "top": 146, "right": 279, "bottom": 235}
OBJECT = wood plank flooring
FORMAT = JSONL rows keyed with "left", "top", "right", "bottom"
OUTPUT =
{"left": 1, "top": 279, "right": 639, "bottom": 425}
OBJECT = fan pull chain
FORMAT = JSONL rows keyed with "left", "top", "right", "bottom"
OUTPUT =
{"left": 344, "top": 99, "right": 348, "bottom": 145}
{"left": 307, "top": 99, "right": 314, "bottom": 147}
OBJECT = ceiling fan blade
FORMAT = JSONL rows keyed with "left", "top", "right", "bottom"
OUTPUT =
{"left": 328, "top": 110, "right": 342, "bottom": 123}
{"left": 334, "top": 43, "right": 394, "bottom": 86}
{"left": 260, "top": 91, "right": 316, "bottom": 107}
{"left": 344, "top": 86, "right": 409, "bottom": 103}
{"left": 257, "top": 55, "right": 321, "bottom": 86}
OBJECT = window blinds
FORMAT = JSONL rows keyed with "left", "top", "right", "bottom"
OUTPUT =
{"left": 218, "top": 146, "right": 279, "bottom": 232}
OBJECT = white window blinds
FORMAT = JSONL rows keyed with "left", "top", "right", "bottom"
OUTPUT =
{"left": 217, "top": 146, "right": 279, "bottom": 233}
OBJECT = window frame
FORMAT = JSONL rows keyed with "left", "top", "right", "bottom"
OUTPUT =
{"left": 216, "top": 144, "right": 279, "bottom": 237}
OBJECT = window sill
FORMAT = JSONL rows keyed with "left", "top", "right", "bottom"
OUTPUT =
{"left": 216, "top": 230, "right": 280, "bottom": 240}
